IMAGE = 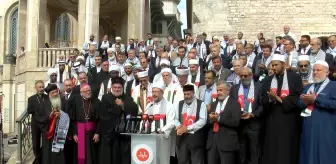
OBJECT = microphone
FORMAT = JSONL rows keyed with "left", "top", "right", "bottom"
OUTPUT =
{"left": 125, "top": 115, "right": 131, "bottom": 133}
{"left": 130, "top": 116, "right": 137, "bottom": 133}
{"left": 154, "top": 114, "right": 161, "bottom": 133}
{"left": 141, "top": 114, "right": 149, "bottom": 134}
{"left": 160, "top": 114, "right": 166, "bottom": 130}
{"left": 148, "top": 115, "right": 154, "bottom": 134}
{"left": 135, "top": 116, "right": 142, "bottom": 133}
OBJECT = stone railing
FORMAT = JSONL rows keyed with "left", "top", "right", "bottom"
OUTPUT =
{"left": 16, "top": 110, "right": 32, "bottom": 164}
{"left": 38, "top": 48, "right": 78, "bottom": 68}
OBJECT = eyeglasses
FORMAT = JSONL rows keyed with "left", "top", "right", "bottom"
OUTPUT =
{"left": 299, "top": 65, "right": 308, "bottom": 68}
{"left": 51, "top": 74, "right": 57, "bottom": 77}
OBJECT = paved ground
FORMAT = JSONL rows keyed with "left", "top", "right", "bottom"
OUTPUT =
{"left": 2, "top": 133, "right": 18, "bottom": 163}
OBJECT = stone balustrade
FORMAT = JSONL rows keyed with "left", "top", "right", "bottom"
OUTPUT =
{"left": 37, "top": 48, "right": 78, "bottom": 68}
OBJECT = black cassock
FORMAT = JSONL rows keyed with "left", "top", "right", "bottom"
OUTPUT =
{"left": 68, "top": 95, "right": 101, "bottom": 164}
{"left": 38, "top": 98, "right": 66, "bottom": 164}
{"left": 99, "top": 93, "right": 138, "bottom": 164}
{"left": 260, "top": 71, "right": 302, "bottom": 164}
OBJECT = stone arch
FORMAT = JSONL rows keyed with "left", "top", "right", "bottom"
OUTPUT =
{"left": 3, "top": 1, "right": 19, "bottom": 56}
{"left": 53, "top": 12, "right": 78, "bottom": 47}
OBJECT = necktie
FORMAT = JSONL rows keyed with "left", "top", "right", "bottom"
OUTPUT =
{"left": 66, "top": 94, "right": 69, "bottom": 100}
{"left": 314, "top": 84, "right": 321, "bottom": 93}
{"left": 303, "top": 48, "right": 306, "bottom": 55}
{"left": 179, "top": 57, "right": 183, "bottom": 67}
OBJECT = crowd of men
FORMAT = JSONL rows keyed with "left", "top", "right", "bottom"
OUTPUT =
{"left": 27, "top": 25, "right": 336, "bottom": 164}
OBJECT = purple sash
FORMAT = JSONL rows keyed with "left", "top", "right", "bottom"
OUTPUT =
{"left": 77, "top": 122, "right": 96, "bottom": 164}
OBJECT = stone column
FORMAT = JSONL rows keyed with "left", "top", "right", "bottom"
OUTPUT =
{"left": 186, "top": 0, "right": 193, "bottom": 30}
{"left": 17, "top": 0, "right": 27, "bottom": 54}
{"left": 77, "top": 0, "right": 100, "bottom": 50}
{"left": 128, "top": 0, "right": 145, "bottom": 40}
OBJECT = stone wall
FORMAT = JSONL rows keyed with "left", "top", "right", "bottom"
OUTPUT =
{"left": 192, "top": 0, "right": 336, "bottom": 42}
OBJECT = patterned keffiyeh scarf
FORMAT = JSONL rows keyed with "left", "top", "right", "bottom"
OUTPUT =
{"left": 309, "top": 49, "right": 326, "bottom": 66}
{"left": 52, "top": 111, "right": 70, "bottom": 152}
{"left": 326, "top": 47, "right": 336, "bottom": 57}
{"left": 188, "top": 67, "right": 201, "bottom": 86}
{"left": 238, "top": 80, "right": 255, "bottom": 113}
{"left": 301, "top": 78, "right": 329, "bottom": 117}
{"left": 270, "top": 70, "right": 289, "bottom": 98}
{"left": 182, "top": 98, "right": 197, "bottom": 126}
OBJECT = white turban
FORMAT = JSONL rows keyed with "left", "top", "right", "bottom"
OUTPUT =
{"left": 314, "top": 60, "right": 329, "bottom": 69}
{"left": 47, "top": 68, "right": 57, "bottom": 76}
{"left": 76, "top": 56, "right": 84, "bottom": 61}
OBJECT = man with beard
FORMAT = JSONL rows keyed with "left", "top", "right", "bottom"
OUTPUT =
{"left": 298, "top": 35, "right": 311, "bottom": 55}
{"left": 153, "top": 59, "right": 179, "bottom": 84}
{"left": 93, "top": 61, "right": 109, "bottom": 92}
{"left": 175, "top": 67, "right": 199, "bottom": 103}
{"left": 55, "top": 60, "right": 74, "bottom": 84}
{"left": 98, "top": 64, "right": 122, "bottom": 100}
{"left": 73, "top": 72, "right": 90, "bottom": 95}
{"left": 174, "top": 85, "right": 207, "bottom": 164}
{"left": 123, "top": 62, "right": 134, "bottom": 82}
{"left": 131, "top": 70, "right": 153, "bottom": 114}
{"left": 141, "top": 83, "right": 176, "bottom": 163}
{"left": 261, "top": 54, "right": 302, "bottom": 164}
{"left": 211, "top": 55, "right": 231, "bottom": 83}
{"left": 89, "top": 55, "right": 103, "bottom": 79}
{"left": 297, "top": 55, "right": 313, "bottom": 87}
{"left": 69, "top": 84, "right": 100, "bottom": 164}
{"left": 298, "top": 60, "right": 336, "bottom": 164}
{"left": 309, "top": 38, "right": 334, "bottom": 79}
{"left": 46, "top": 68, "right": 64, "bottom": 92}
{"left": 42, "top": 84, "right": 70, "bottom": 164}
{"left": 84, "top": 45, "right": 98, "bottom": 69}
{"left": 82, "top": 34, "right": 97, "bottom": 54}
{"left": 188, "top": 59, "right": 205, "bottom": 87}
{"left": 107, "top": 48, "right": 117, "bottom": 65}
{"left": 125, "top": 66, "right": 142, "bottom": 96}
{"left": 28, "top": 80, "right": 48, "bottom": 164}
{"left": 207, "top": 81, "right": 241, "bottom": 164}
{"left": 230, "top": 67, "right": 263, "bottom": 164}
{"left": 100, "top": 77, "right": 138, "bottom": 164}
{"left": 254, "top": 44, "right": 273, "bottom": 82}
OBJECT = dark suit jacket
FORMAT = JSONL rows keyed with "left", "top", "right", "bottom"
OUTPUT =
{"left": 206, "top": 97, "right": 241, "bottom": 151}
{"left": 27, "top": 94, "right": 52, "bottom": 132}
{"left": 193, "top": 41, "right": 211, "bottom": 57}
{"left": 297, "top": 47, "right": 312, "bottom": 55}
{"left": 229, "top": 82, "right": 263, "bottom": 130}
{"left": 125, "top": 79, "right": 139, "bottom": 96}
{"left": 89, "top": 66, "right": 100, "bottom": 80}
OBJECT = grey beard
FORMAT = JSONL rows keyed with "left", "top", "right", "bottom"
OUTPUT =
{"left": 191, "top": 72, "right": 197, "bottom": 76}
{"left": 112, "top": 91, "right": 123, "bottom": 97}
{"left": 50, "top": 96, "right": 61, "bottom": 111}
{"left": 185, "top": 97, "right": 195, "bottom": 104}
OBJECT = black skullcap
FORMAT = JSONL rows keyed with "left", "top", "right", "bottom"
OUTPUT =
{"left": 183, "top": 84, "right": 194, "bottom": 92}
{"left": 112, "top": 77, "right": 124, "bottom": 86}
{"left": 45, "top": 84, "right": 58, "bottom": 95}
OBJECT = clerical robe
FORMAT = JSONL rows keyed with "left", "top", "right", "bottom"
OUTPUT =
{"left": 298, "top": 80, "right": 336, "bottom": 164}
{"left": 261, "top": 71, "right": 302, "bottom": 164}
{"left": 99, "top": 93, "right": 138, "bottom": 164}
{"left": 142, "top": 99, "right": 176, "bottom": 159}
{"left": 69, "top": 96, "right": 101, "bottom": 164}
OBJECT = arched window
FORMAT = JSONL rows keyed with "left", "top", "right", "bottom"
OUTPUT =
{"left": 55, "top": 13, "right": 70, "bottom": 41}
{"left": 9, "top": 8, "right": 18, "bottom": 55}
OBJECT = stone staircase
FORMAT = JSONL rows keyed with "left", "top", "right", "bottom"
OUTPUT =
{"left": 7, "top": 150, "right": 34, "bottom": 164}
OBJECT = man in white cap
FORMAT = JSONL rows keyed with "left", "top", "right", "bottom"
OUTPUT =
{"left": 55, "top": 60, "right": 75, "bottom": 84}
{"left": 297, "top": 55, "right": 313, "bottom": 87}
{"left": 153, "top": 59, "right": 179, "bottom": 84}
{"left": 160, "top": 68, "right": 180, "bottom": 104}
{"left": 132, "top": 70, "right": 153, "bottom": 114}
{"left": 175, "top": 67, "right": 199, "bottom": 103}
{"left": 123, "top": 62, "right": 134, "bottom": 82}
{"left": 124, "top": 65, "right": 142, "bottom": 95}
{"left": 112, "top": 36, "right": 125, "bottom": 52}
{"left": 261, "top": 53, "right": 302, "bottom": 164}
{"left": 46, "top": 68, "right": 64, "bottom": 92}
{"left": 107, "top": 48, "right": 117, "bottom": 65}
{"left": 140, "top": 82, "right": 176, "bottom": 162}
{"left": 188, "top": 59, "right": 205, "bottom": 86}
{"left": 97, "top": 64, "right": 122, "bottom": 100}
{"left": 298, "top": 60, "right": 336, "bottom": 164}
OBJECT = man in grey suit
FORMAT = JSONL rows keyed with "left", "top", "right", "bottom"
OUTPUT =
{"left": 211, "top": 55, "right": 231, "bottom": 83}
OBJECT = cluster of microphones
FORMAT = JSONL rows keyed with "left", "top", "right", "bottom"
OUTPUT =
{"left": 125, "top": 113, "right": 166, "bottom": 134}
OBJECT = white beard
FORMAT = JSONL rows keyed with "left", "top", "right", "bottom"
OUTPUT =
{"left": 50, "top": 96, "right": 61, "bottom": 111}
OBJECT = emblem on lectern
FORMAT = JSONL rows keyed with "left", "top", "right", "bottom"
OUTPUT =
{"left": 132, "top": 144, "right": 154, "bottom": 164}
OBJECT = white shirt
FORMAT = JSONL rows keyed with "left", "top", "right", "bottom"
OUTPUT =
{"left": 174, "top": 99, "right": 207, "bottom": 133}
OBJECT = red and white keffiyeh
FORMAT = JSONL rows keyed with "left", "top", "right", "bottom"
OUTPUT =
{"left": 182, "top": 98, "right": 197, "bottom": 126}
{"left": 270, "top": 70, "right": 289, "bottom": 98}
{"left": 238, "top": 80, "right": 255, "bottom": 113}
{"left": 301, "top": 78, "right": 329, "bottom": 117}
